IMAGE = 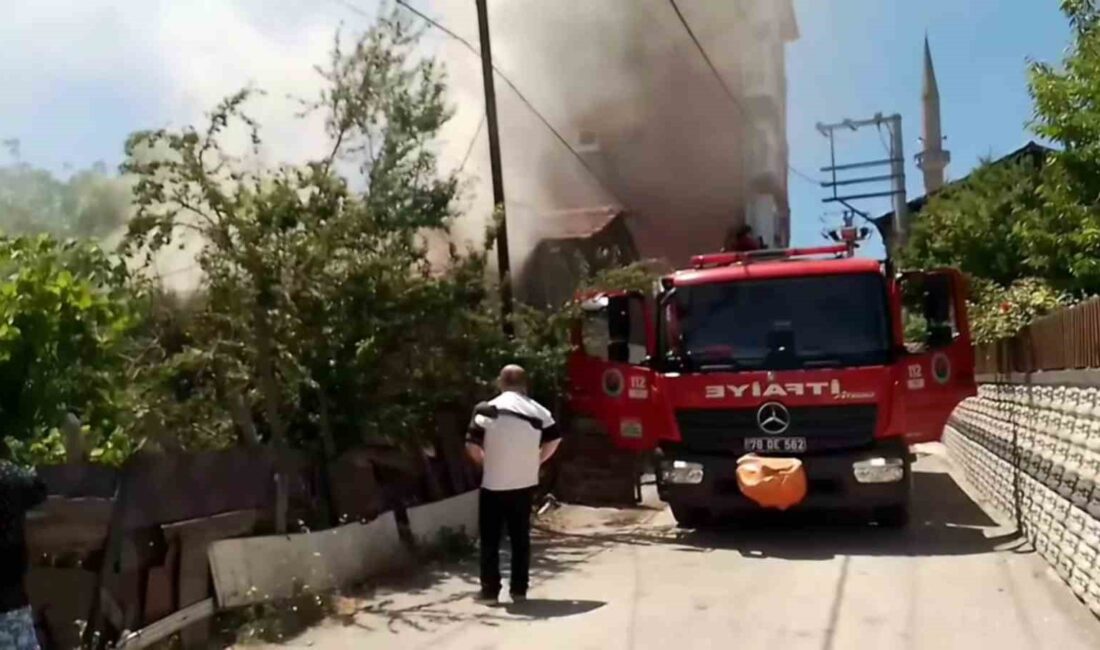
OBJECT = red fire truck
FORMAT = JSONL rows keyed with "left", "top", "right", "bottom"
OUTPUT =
{"left": 566, "top": 227, "right": 976, "bottom": 526}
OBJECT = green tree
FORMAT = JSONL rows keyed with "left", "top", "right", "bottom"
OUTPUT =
{"left": 899, "top": 156, "right": 1077, "bottom": 341}
{"left": 0, "top": 162, "right": 131, "bottom": 240}
{"left": 1028, "top": 0, "right": 1100, "bottom": 293}
{"left": 901, "top": 158, "right": 1043, "bottom": 287}
{"left": 119, "top": 13, "right": 532, "bottom": 456}
{"left": 0, "top": 235, "right": 143, "bottom": 463}
{"left": 899, "top": 0, "right": 1100, "bottom": 342}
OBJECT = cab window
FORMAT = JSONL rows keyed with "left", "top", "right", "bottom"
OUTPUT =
{"left": 582, "top": 296, "right": 647, "bottom": 365}
{"left": 582, "top": 307, "right": 611, "bottom": 361}
{"left": 901, "top": 273, "right": 958, "bottom": 352}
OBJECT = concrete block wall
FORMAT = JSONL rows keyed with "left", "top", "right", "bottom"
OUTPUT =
{"left": 945, "top": 383, "right": 1100, "bottom": 616}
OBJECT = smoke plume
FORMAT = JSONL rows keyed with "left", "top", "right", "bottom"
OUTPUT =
{"left": 434, "top": 0, "right": 774, "bottom": 268}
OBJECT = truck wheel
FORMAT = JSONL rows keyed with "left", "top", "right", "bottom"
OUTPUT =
{"left": 671, "top": 505, "right": 710, "bottom": 529}
{"left": 874, "top": 503, "right": 910, "bottom": 528}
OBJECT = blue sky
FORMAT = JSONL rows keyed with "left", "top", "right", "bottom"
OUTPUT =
{"left": 786, "top": 0, "right": 1071, "bottom": 254}
{"left": 2, "top": 0, "right": 1075, "bottom": 259}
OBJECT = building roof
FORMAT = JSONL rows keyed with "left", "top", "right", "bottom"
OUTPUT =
{"left": 873, "top": 140, "right": 1053, "bottom": 240}
{"left": 671, "top": 256, "right": 881, "bottom": 287}
{"left": 535, "top": 206, "right": 627, "bottom": 243}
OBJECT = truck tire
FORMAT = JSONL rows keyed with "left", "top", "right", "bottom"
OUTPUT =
{"left": 874, "top": 503, "right": 910, "bottom": 528}
{"left": 671, "top": 505, "right": 710, "bottom": 529}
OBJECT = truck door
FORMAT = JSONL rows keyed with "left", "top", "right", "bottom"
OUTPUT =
{"left": 897, "top": 269, "right": 977, "bottom": 443}
{"left": 566, "top": 292, "right": 660, "bottom": 452}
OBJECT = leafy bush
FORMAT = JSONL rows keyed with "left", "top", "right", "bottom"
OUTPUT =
{"left": 0, "top": 13, "right": 663, "bottom": 464}
{"left": 0, "top": 161, "right": 131, "bottom": 241}
{"left": 114, "top": 13, "right": 577, "bottom": 456}
{"left": 900, "top": 159, "right": 1044, "bottom": 288}
{"left": 0, "top": 235, "right": 144, "bottom": 464}
{"left": 578, "top": 260, "right": 662, "bottom": 295}
{"left": 967, "top": 277, "right": 1074, "bottom": 344}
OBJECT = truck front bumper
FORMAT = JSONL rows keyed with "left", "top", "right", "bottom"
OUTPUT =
{"left": 656, "top": 439, "right": 911, "bottom": 514}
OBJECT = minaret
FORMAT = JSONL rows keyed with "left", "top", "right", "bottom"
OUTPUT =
{"left": 917, "top": 36, "right": 950, "bottom": 193}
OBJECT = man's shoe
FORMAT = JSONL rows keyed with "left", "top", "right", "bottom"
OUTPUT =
{"left": 510, "top": 593, "right": 528, "bottom": 605}
{"left": 475, "top": 591, "right": 499, "bottom": 604}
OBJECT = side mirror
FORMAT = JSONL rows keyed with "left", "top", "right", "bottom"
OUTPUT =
{"left": 900, "top": 269, "right": 962, "bottom": 351}
{"left": 608, "top": 340, "right": 631, "bottom": 363}
{"left": 927, "top": 323, "right": 953, "bottom": 348}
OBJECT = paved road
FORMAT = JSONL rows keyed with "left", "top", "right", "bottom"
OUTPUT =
{"left": 253, "top": 448, "right": 1100, "bottom": 650}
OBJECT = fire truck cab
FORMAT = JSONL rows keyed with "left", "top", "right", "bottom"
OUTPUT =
{"left": 566, "top": 230, "right": 976, "bottom": 527}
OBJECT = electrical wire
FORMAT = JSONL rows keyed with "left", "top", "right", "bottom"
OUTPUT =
{"left": 160, "top": 263, "right": 199, "bottom": 278}
{"left": 397, "top": 0, "right": 625, "bottom": 203}
{"left": 458, "top": 115, "right": 485, "bottom": 173}
{"left": 665, "top": 0, "right": 746, "bottom": 117}
{"left": 788, "top": 165, "right": 818, "bottom": 185}
{"left": 876, "top": 123, "right": 892, "bottom": 156}
{"left": 664, "top": 0, "right": 817, "bottom": 186}
{"left": 334, "top": 0, "right": 624, "bottom": 204}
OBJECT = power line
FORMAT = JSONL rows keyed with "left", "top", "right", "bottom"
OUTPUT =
{"left": 160, "top": 263, "right": 199, "bottom": 278}
{"left": 396, "top": 0, "right": 624, "bottom": 203}
{"left": 876, "top": 123, "right": 892, "bottom": 156}
{"left": 333, "top": 0, "right": 624, "bottom": 204}
{"left": 457, "top": 115, "right": 486, "bottom": 173}
{"left": 664, "top": 0, "right": 817, "bottom": 186}
{"left": 788, "top": 166, "right": 817, "bottom": 185}
{"left": 666, "top": 0, "right": 746, "bottom": 115}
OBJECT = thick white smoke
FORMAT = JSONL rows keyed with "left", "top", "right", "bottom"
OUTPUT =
{"left": 6, "top": 0, "right": 779, "bottom": 286}
{"left": 433, "top": 0, "right": 774, "bottom": 268}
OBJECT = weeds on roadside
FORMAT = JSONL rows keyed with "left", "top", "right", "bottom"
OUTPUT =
{"left": 215, "top": 584, "right": 335, "bottom": 646}
{"left": 429, "top": 526, "right": 477, "bottom": 563}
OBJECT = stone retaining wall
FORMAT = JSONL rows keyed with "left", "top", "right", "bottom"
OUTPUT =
{"left": 946, "top": 383, "right": 1100, "bottom": 616}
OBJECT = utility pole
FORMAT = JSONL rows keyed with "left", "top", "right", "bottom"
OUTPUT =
{"left": 816, "top": 113, "right": 908, "bottom": 256}
{"left": 887, "top": 115, "right": 908, "bottom": 248}
{"left": 476, "top": 0, "right": 514, "bottom": 337}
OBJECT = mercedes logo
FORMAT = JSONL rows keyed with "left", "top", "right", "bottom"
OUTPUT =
{"left": 756, "top": 402, "right": 791, "bottom": 435}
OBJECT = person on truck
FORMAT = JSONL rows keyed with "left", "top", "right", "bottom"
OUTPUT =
{"left": 1, "top": 457, "right": 47, "bottom": 650}
{"left": 722, "top": 224, "right": 763, "bottom": 252}
{"left": 465, "top": 365, "right": 562, "bottom": 604}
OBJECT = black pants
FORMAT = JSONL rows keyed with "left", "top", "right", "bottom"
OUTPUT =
{"left": 479, "top": 487, "right": 533, "bottom": 597}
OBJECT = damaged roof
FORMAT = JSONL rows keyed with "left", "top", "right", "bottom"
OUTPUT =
{"left": 537, "top": 206, "right": 628, "bottom": 242}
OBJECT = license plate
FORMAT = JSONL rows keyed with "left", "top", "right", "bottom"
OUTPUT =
{"left": 744, "top": 437, "right": 807, "bottom": 453}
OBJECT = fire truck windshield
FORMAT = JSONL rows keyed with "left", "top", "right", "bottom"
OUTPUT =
{"left": 664, "top": 273, "right": 892, "bottom": 371}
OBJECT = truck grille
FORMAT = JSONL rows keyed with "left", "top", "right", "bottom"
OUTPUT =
{"left": 673, "top": 405, "right": 878, "bottom": 454}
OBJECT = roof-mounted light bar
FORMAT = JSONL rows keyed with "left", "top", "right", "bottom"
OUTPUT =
{"left": 826, "top": 225, "right": 873, "bottom": 245}
{"left": 691, "top": 244, "right": 852, "bottom": 269}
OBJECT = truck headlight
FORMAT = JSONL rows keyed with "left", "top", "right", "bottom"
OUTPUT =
{"left": 661, "top": 460, "right": 704, "bottom": 485}
{"left": 852, "top": 457, "right": 905, "bottom": 483}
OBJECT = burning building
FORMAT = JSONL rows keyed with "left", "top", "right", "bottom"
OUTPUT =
{"left": 520, "top": 206, "right": 639, "bottom": 309}
{"left": 436, "top": 0, "right": 799, "bottom": 302}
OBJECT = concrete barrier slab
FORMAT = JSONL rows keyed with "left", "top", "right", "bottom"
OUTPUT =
{"left": 406, "top": 490, "right": 479, "bottom": 546}
{"left": 208, "top": 513, "right": 408, "bottom": 608}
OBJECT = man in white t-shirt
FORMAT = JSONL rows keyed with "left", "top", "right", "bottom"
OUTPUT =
{"left": 466, "top": 365, "right": 561, "bottom": 604}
